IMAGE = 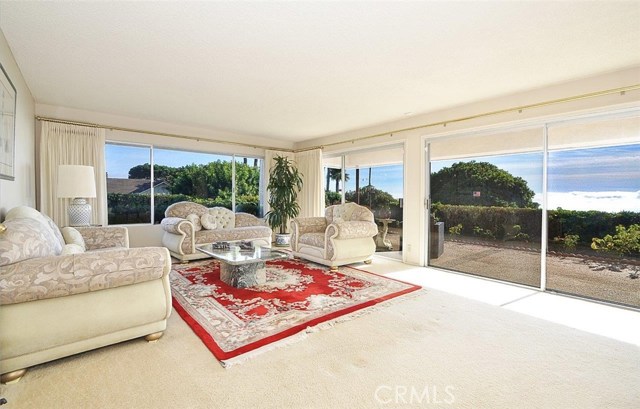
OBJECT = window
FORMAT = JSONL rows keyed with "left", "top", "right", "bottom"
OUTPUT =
{"left": 235, "top": 156, "right": 263, "bottom": 217}
{"left": 323, "top": 156, "right": 343, "bottom": 205}
{"left": 153, "top": 148, "right": 233, "bottom": 223}
{"left": 105, "top": 143, "right": 152, "bottom": 224}
{"left": 105, "top": 143, "right": 265, "bottom": 224}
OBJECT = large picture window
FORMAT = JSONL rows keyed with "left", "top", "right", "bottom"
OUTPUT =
{"left": 105, "top": 143, "right": 264, "bottom": 224}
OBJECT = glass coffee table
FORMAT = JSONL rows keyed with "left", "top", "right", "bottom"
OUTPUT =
{"left": 196, "top": 243, "right": 290, "bottom": 288}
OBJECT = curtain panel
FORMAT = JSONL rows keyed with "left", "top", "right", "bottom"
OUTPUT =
{"left": 295, "top": 149, "right": 324, "bottom": 218}
{"left": 38, "top": 121, "right": 107, "bottom": 226}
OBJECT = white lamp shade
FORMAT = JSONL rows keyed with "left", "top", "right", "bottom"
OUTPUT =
{"left": 57, "top": 165, "right": 97, "bottom": 198}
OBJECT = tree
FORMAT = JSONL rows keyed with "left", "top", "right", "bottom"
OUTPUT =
{"left": 328, "top": 168, "right": 349, "bottom": 192}
{"left": 128, "top": 163, "right": 176, "bottom": 181}
{"left": 431, "top": 161, "right": 536, "bottom": 208}
{"left": 168, "top": 161, "right": 233, "bottom": 199}
{"left": 345, "top": 185, "right": 398, "bottom": 217}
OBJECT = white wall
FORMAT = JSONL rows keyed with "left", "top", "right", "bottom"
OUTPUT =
{"left": 35, "top": 104, "right": 295, "bottom": 246}
{"left": 296, "top": 67, "right": 640, "bottom": 266}
{"left": 0, "top": 28, "right": 35, "bottom": 219}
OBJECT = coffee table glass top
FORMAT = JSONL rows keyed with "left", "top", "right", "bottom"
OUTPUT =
{"left": 196, "top": 244, "right": 289, "bottom": 265}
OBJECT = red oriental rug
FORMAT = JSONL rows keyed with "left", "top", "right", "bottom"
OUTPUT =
{"left": 170, "top": 258, "right": 421, "bottom": 367}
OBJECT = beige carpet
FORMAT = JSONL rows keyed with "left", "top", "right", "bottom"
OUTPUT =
{"left": 1, "top": 288, "right": 638, "bottom": 408}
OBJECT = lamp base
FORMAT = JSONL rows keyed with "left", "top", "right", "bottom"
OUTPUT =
{"left": 68, "top": 198, "right": 92, "bottom": 227}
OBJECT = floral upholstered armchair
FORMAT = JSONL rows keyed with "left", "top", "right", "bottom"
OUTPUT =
{"left": 291, "top": 202, "right": 379, "bottom": 270}
{"left": 0, "top": 206, "right": 171, "bottom": 384}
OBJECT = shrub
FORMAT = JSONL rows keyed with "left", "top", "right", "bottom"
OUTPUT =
{"left": 433, "top": 204, "right": 541, "bottom": 241}
{"left": 548, "top": 209, "right": 640, "bottom": 246}
{"left": 591, "top": 224, "right": 640, "bottom": 256}
{"left": 432, "top": 204, "right": 640, "bottom": 245}
{"left": 325, "top": 191, "right": 342, "bottom": 206}
{"left": 553, "top": 234, "right": 580, "bottom": 250}
{"left": 507, "top": 224, "right": 530, "bottom": 242}
{"left": 473, "top": 226, "right": 495, "bottom": 239}
{"left": 107, "top": 193, "right": 258, "bottom": 224}
{"left": 449, "top": 223, "right": 463, "bottom": 235}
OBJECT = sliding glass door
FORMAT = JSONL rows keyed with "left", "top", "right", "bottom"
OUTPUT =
{"left": 324, "top": 145, "right": 405, "bottom": 259}
{"left": 427, "top": 110, "right": 640, "bottom": 308}
{"left": 546, "top": 114, "right": 640, "bottom": 307}
{"left": 428, "top": 128, "right": 544, "bottom": 287}
{"left": 344, "top": 147, "right": 404, "bottom": 259}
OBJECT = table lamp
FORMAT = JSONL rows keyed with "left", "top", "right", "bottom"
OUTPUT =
{"left": 57, "top": 165, "right": 97, "bottom": 226}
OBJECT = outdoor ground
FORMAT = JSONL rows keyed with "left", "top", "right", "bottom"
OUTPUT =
{"left": 430, "top": 240, "right": 640, "bottom": 308}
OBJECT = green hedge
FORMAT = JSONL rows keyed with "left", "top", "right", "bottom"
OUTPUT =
{"left": 107, "top": 193, "right": 259, "bottom": 224}
{"left": 432, "top": 203, "right": 640, "bottom": 244}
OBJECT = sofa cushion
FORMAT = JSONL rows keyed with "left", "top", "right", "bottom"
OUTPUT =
{"left": 200, "top": 213, "right": 217, "bottom": 230}
{"left": 61, "top": 227, "right": 86, "bottom": 251}
{"left": 61, "top": 244, "right": 85, "bottom": 255}
{"left": 194, "top": 226, "right": 272, "bottom": 244}
{"left": 0, "top": 218, "right": 61, "bottom": 266}
{"left": 186, "top": 214, "right": 203, "bottom": 232}
{"left": 298, "top": 232, "right": 325, "bottom": 248}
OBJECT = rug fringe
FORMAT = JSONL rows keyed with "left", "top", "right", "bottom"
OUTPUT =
{"left": 221, "top": 289, "right": 427, "bottom": 368}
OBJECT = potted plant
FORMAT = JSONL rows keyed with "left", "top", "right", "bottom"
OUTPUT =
{"left": 266, "top": 155, "right": 303, "bottom": 246}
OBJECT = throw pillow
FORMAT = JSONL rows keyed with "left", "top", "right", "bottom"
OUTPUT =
{"left": 61, "top": 227, "right": 86, "bottom": 251}
{"left": 201, "top": 213, "right": 217, "bottom": 230}
{"left": 186, "top": 213, "right": 202, "bottom": 231}
{"left": 61, "top": 243, "right": 85, "bottom": 255}
{"left": 0, "top": 218, "right": 60, "bottom": 266}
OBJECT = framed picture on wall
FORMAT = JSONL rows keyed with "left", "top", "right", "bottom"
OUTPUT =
{"left": 0, "top": 62, "right": 16, "bottom": 181}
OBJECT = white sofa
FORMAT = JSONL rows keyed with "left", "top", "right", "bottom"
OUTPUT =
{"left": 0, "top": 206, "right": 172, "bottom": 384}
{"left": 161, "top": 202, "right": 272, "bottom": 261}
{"left": 291, "top": 203, "right": 379, "bottom": 270}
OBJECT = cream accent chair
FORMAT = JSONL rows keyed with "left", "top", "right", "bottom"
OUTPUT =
{"left": 161, "top": 201, "right": 272, "bottom": 261}
{"left": 291, "top": 203, "right": 379, "bottom": 270}
{"left": 0, "top": 206, "right": 172, "bottom": 384}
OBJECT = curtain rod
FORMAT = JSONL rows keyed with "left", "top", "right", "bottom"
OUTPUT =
{"left": 34, "top": 116, "right": 296, "bottom": 152}
{"left": 37, "top": 84, "right": 640, "bottom": 154}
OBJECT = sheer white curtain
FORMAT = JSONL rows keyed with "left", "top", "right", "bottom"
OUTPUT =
{"left": 39, "top": 121, "right": 107, "bottom": 226}
{"left": 295, "top": 148, "right": 323, "bottom": 218}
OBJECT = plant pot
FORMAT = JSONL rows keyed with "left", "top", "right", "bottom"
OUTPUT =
{"left": 275, "top": 233, "right": 291, "bottom": 247}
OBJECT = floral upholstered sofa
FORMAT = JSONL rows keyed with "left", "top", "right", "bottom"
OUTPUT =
{"left": 0, "top": 206, "right": 172, "bottom": 383}
{"left": 291, "top": 202, "right": 379, "bottom": 270}
{"left": 161, "top": 201, "right": 272, "bottom": 261}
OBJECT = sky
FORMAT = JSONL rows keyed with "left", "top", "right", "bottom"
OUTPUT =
{"left": 105, "top": 145, "right": 258, "bottom": 178}
{"left": 107, "top": 143, "right": 640, "bottom": 212}
{"left": 430, "top": 144, "right": 640, "bottom": 212}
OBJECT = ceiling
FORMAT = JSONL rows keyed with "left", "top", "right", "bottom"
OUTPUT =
{"left": 1, "top": 1, "right": 639, "bottom": 142}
